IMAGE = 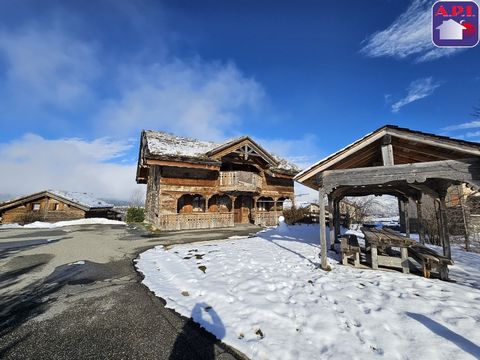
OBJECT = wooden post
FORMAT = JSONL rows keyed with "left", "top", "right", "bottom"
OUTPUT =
{"left": 459, "top": 190, "right": 471, "bottom": 252}
{"left": 398, "top": 198, "right": 406, "bottom": 233}
{"left": 273, "top": 198, "right": 278, "bottom": 224}
{"left": 371, "top": 244, "right": 378, "bottom": 270}
{"left": 404, "top": 200, "right": 410, "bottom": 238}
{"left": 439, "top": 194, "right": 452, "bottom": 259}
{"left": 417, "top": 200, "right": 425, "bottom": 245}
{"left": 400, "top": 247, "right": 410, "bottom": 274}
{"left": 328, "top": 196, "right": 334, "bottom": 249}
{"left": 319, "top": 187, "right": 328, "bottom": 270}
{"left": 381, "top": 135, "right": 394, "bottom": 166}
{"left": 334, "top": 199, "right": 341, "bottom": 243}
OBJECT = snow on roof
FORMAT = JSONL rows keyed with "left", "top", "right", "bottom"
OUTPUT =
{"left": 144, "top": 131, "right": 218, "bottom": 159}
{"left": 48, "top": 190, "right": 113, "bottom": 209}
{"left": 143, "top": 130, "right": 300, "bottom": 173}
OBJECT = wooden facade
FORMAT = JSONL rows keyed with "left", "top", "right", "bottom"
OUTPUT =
{"left": 136, "top": 131, "right": 299, "bottom": 230}
{"left": 295, "top": 125, "right": 480, "bottom": 270}
{"left": 0, "top": 190, "right": 118, "bottom": 224}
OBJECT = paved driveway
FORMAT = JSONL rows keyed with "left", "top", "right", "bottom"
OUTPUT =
{"left": 0, "top": 224, "right": 258, "bottom": 359}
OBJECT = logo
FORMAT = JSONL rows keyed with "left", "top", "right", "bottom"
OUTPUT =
{"left": 432, "top": 1, "right": 479, "bottom": 47}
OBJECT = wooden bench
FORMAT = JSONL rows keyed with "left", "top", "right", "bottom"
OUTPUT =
{"left": 340, "top": 235, "right": 361, "bottom": 267}
{"left": 408, "top": 245, "right": 453, "bottom": 280}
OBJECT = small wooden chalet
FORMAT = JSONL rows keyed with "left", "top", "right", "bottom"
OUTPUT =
{"left": 0, "top": 190, "right": 118, "bottom": 224}
{"left": 136, "top": 131, "right": 299, "bottom": 230}
{"left": 295, "top": 125, "right": 480, "bottom": 270}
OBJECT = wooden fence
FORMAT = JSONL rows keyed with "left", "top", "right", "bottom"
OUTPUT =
{"left": 158, "top": 212, "right": 234, "bottom": 231}
{"left": 254, "top": 211, "right": 279, "bottom": 227}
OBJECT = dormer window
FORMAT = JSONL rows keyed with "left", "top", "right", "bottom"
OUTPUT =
{"left": 32, "top": 203, "right": 40, "bottom": 211}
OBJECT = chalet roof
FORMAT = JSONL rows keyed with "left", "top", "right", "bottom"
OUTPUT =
{"left": 140, "top": 130, "right": 300, "bottom": 174}
{"left": 295, "top": 125, "right": 480, "bottom": 188}
{"left": 0, "top": 190, "right": 113, "bottom": 212}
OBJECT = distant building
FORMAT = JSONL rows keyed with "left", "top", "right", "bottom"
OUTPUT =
{"left": 0, "top": 190, "right": 119, "bottom": 224}
{"left": 136, "top": 131, "right": 299, "bottom": 230}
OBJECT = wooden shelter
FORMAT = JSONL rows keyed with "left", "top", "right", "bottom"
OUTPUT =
{"left": 136, "top": 131, "right": 299, "bottom": 230}
{"left": 294, "top": 125, "right": 480, "bottom": 270}
{"left": 0, "top": 190, "right": 118, "bottom": 224}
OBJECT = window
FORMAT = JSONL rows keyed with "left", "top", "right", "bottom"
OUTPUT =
{"left": 54, "top": 203, "right": 60, "bottom": 211}
{"left": 32, "top": 203, "right": 40, "bottom": 211}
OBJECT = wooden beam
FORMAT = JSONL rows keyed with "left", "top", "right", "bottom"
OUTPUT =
{"left": 333, "top": 145, "right": 380, "bottom": 169}
{"left": 320, "top": 158, "right": 480, "bottom": 193}
{"left": 389, "top": 129, "right": 480, "bottom": 157}
{"left": 146, "top": 159, "right": 220, "bottom": 170}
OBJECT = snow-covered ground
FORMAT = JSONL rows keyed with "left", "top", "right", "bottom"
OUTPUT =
{"left": 136, "top": 223, "right": 480, "bottom": 360}
{"left": 0, "top": 218, "right": 125, "bottom": 229}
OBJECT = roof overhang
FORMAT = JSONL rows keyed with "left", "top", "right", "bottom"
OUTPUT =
{"left": 295, "top": 125, "right": 480, "bottom": 189}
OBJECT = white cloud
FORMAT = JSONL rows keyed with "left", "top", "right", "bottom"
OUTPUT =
{"left": 391, "top": 77, "right": 441, "bottom": 113}
{"left": 96, "top": 60, "right": 265, "bottom": 141}
{"left": 0, "top": 134, "right": 141, "bottom": 201}
{"left": 360, "top": 0, "right": 476, "bottom": 62}
{"left": 0, "top": 25, "right": 99, "bottom": 109}
{"left": 255, "top": 134, "right": 322, "bottom": 170}
{"left": 465, "top": 130, "right": 480, "bottom": 138}
{"left": 442, "top": 120, "right": 480, "bottom": 132}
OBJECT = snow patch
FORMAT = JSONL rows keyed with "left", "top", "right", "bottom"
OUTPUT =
{"left": 0, "top": 218, "right": 125, "bottom": 229}
{"left": 136, "top": 224, "right": 480, "bottom": 360}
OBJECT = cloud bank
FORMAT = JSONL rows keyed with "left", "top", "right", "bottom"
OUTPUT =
{"left": 0, "top": 134, "right": 139, "bottom": 200}
{"left": 0, "top": 15, "right": 316, "bottom": 200}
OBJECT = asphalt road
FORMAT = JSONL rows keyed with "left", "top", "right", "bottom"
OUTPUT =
{"left": 0, "top": 223, "right": 259, "bottom": 359}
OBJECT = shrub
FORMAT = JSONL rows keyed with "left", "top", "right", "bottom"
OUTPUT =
{"left": 283, "top": 206, "right": 310, "bottom": 225}
{"left": 126, "top": 207, "right": 145, "bottom": 223}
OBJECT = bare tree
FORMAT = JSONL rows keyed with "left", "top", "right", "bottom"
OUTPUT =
{"left": 342, "top": 196, "right": 375, "bottom": 224}
{"left": 129, "top": 188, "right": 145, "bottom": 208}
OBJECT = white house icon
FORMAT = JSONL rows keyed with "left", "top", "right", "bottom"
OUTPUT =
{"left": 436, "top": 19, "right": 467, "bottom": 40}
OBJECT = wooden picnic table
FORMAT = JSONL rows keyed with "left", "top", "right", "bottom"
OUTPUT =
{"left": 361, "top": 227, "right": 416, "bottom": 274}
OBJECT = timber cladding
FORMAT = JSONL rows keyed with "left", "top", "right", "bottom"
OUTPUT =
{"left": 0, "top": 190, "right": 117, "bottom": 225}
{"left": 1, "top": 196, "right": 85, "bottom": 224}
{"left": 137, "top": 130, "right": 299, "bottom": 230}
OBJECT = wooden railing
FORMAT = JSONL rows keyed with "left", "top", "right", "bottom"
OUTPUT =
{"left": 158, "top": 212, "right": 234, "bottom": 231}
{"left": 254, "top": 211, "right": 279, "bottom": 227}
{"left": 219, "top": 171, "right": 262, "bottom": 192}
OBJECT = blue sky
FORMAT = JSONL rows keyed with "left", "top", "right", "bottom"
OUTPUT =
{"left": 0, "top": 0, "right": 479, "bottom": 200}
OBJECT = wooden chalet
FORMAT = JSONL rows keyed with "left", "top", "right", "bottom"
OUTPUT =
{"left": 295, "top": 125, "right": 480, "bottom": 270}
{"left": 0, "top": 190, "right": 118, "bottom": 224}
{"left": 136, "top": 131, "right": 299, "bottom": 230}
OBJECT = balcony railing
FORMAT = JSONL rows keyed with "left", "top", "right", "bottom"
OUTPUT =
{"left": 219, "top": 171, "right": 262, "bottom": 192}
{"left": 253, "top": 211, "right": 279, "bottom": 227}
{"left": 158, "top": 213, "right": 234, "bottom": 231}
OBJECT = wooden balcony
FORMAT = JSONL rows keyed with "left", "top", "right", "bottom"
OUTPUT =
{"left": 158, "top": 212, "right": 234, "bottom": 231}
{"left": 219, "top": 171, "right": 262, "bottom": 193}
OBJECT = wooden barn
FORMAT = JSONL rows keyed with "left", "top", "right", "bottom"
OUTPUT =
{"left": 0, "top": 190, "right": 118, "bottom": 225}
{"left": 136, "top": 131, "right": 299, "bottom": 230}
